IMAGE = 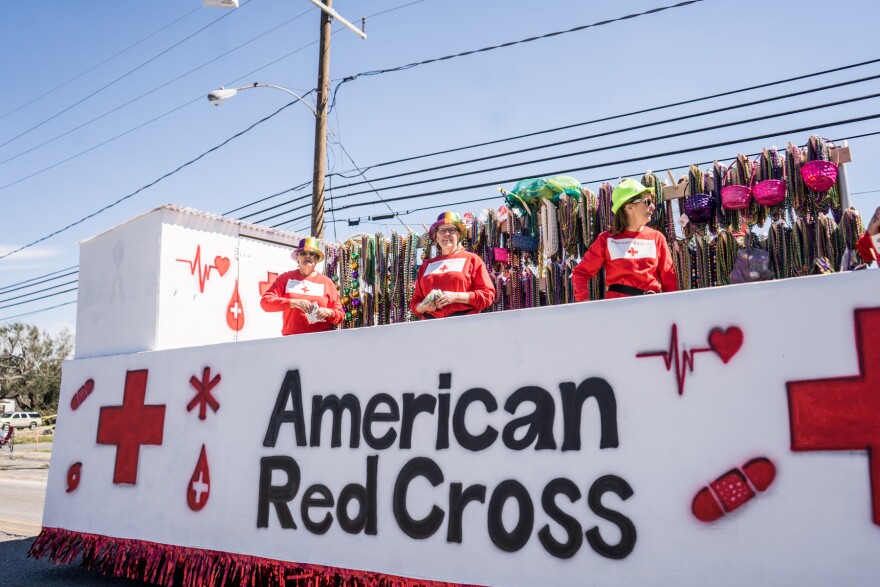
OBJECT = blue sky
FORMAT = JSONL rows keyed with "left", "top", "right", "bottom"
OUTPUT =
{"left": 1, "top": 0, "right": 879, "bottom": 334}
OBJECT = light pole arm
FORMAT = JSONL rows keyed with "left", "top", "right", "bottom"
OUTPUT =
{"left": 207, "top": 83, "right": 318, "bottom": 117}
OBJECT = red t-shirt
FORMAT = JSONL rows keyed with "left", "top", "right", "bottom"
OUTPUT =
{"left": 572, "top": 227, "right": 678, "bottom": 301}
{"left": 411, "top": 250, "right": 496, "bottom": 318}
{"left": 857, "top": 231, "right": 878, "bottom": 264}
{"left": 260, "top": 270, "right": 345, "bottom": 335}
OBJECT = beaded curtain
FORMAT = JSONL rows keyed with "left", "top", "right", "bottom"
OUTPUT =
{"left": 311, "top": 136, "right": 864, "bottom": 330}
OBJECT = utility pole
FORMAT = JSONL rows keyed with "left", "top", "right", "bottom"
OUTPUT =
{"left": 311, "top": 0, "right": 332, "bottom": 239}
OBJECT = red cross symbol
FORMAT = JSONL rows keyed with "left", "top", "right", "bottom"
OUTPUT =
{"left": 259, "top": 272, "right": 279, "bottom": 296}
{"left": 627, "top": 246, "right": 638, "bottom": 257}
{"left": 301, "top": 285, "right": 310, "bottom": 294}
{"left": 97, "top": 370, "right": 166, "bottom": 485}
{"left": 188, "top": 367, "right": 221, "bottom": 420}
{"left": 438, "top": 264, "right": 449, "bottom": 272}
{"left": 788, "top": 307, "right": 880, "bottom": 525}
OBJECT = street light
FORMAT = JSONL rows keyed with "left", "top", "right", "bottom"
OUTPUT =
{"left": 205, "top": 0, "right": 366, "bottom": 240}
{"left": 207, "top": 83, "right": 318, "bottom": 117}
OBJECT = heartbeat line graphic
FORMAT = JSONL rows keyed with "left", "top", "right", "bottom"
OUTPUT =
{"left": 637, "top": 324, "right": 713, "bottom": 395}
{"left": 176, "top": 245, "right": 230, "bottom": 293}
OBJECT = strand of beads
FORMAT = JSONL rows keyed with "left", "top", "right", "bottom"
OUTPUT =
{"left": 597, "top": 183, "right": 613, "bottom": 233}
{"left": 673, "top": 240, "right": 692, "bottom": 291}
{"left": 715, "top": 230, "right": 737, "bottom": 286}
{"left": 712, "top": 161, "right": 728, "bottom": 230}
{"left": 841, "top": 208, "right": 865, "bottom": 265}
{"left": 791, "top": 218, "right": 813, "bottom": 276}
{"left": 768, "top": 221, "right": 790, "bottom": 279}
{"left": 787, "top": 142, "right": 808, "bottom": 221}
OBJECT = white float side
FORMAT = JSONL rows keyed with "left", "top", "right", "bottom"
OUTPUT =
{"left": 44, "top": 269, "right": 880, "bottom": 587}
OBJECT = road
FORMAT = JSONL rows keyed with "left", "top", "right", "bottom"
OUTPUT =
{"left": 0, "top": 444, "right": 146, "bottom": 586}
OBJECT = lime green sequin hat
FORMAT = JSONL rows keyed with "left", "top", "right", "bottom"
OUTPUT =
{"left": 611, "top": 178, "right": 654, "bottom": 214}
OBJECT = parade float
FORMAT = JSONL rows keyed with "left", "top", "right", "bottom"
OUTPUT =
{"left": 30, "top": 136, "right": 880, "bottom": 586}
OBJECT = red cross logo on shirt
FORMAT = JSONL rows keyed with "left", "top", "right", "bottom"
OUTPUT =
{"left": 438, "top": 264, "right": 449, "bottom": 272}
{"left": 301, "top": 285, "right": 310, "bottom": 294}
{"left": 627, "top": 246, "right": 638, "bottom": 257}
{"left": 96, "top": 370, "right": 166, "bottom": 485}
{"left": 787, "top": 308, "right": 880, "bottom": 525}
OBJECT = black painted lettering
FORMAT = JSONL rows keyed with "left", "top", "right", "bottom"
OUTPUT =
{"left": 502, "top": 386, "right": 557, "bottom": 450}
{"left": 301, "top": 484, "right": 334, "bottom": 534}
{"left": 452, "top": 388, "right": 498, "bottom": 452}
{"left": 393, "top": 457, "right": 445, "bottom": 539}
{"left": 538, "top": 478, "right": 583, "bottom": 559}
{"left": 560, "top": 378, "right": 619, "bottom": 451}
{"left": 336, "top": 455, "right": 378, "bottom": 535}
{"left": 400, "top": 393, "right": 437, "bottom": 449}
{"left": 586, "top": 474, "right": 636, "bottom": 560}
{"left": 447, "top": 482, "right": 486, "bottom": 543}
{"left": 487, "top": 480, "right": 534, "bottom": 552}
{"left": 256, "top": 456, "right": 300, "bottom": 529}
{"left": 363, "top": 393, "right": 400, "bottom": 450}
{"left": 263, "top": 370, "right": 307, "bottom": 448}
{"left": 310, "top": 394, "right": 361, "bottom": 448}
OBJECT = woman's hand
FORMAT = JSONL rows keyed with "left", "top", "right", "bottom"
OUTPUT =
{"left": 315, "top": 307, "right": 334, "bottom": 320}
{"left": 416, "top": 300, "right": 438, "bottom": 314}
{"left": 436, "top": 291, "right": 468, "bottom": 308}
{"left": 288, "top": 299, "right": 312, "bottom": 313}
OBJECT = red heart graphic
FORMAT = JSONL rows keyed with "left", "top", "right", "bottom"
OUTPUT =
{"left": 708, "top": 326, "right": 743, "bottom": 364}
{"left": 214, "top": 256, "right": 230, "bottom": 277}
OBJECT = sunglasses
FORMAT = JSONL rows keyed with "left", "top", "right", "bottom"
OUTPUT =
{"left": 297, "top": 251, "right": 320, "bottom": 260}
{"left": 630, "top": 197, "right": 656, "bottom": 207}
{"left": 435, "top": 227, "right": 459, "bottom": 235}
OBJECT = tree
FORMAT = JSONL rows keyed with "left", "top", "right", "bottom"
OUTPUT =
{"left": 0, "top": 323, "right": 73, "bottom": 413}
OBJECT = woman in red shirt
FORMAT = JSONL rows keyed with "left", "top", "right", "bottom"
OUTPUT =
{"left": 411, "top": 212, "right": 496, "bottom": 319}
{"left": 260, "top": 237, "right": 345, "bottom": 335}
{"left": 573, "top": 178, "right": 678, "bottom": 301}
{"left": 857, "top": 206, "right": 880, "bottom": 265}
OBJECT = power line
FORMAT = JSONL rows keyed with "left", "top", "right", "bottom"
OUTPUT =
{"left": 0, "top": 266, "right": 78, "bottom": 294}
{"left": 9, "top": 128, "right": 880, "bottom": 321}
{"left": 321, "top": 74, "right": 880, "bottom": 194}
{"left": 0, "top": 97, "right": 309, "bottom": 261}
{"left": 0, "top": 5, "right": 201, "bottom": 123}
{"left": 0, "top": 271, "right": 79, "bottom": 297}
{"left": 330, "top": 58, "right": 880, "bottom": 176}
{"left": 328, "top": 0, "right": 708, "bottom": 112}
{"left": 0, "top": 0, "right": 428, "bottom": 195}
{"left": 332, "top": 129, "right": 880, "bottom": 225}
{"left": 243, "top": 60, "right": 880, "bottom": 220}
{"left": 0, "top": 287, "right": 78, "bottom": 311}
{"left": 0, "top": 280, "right": 78, "bottom": 306}
{"left": 257, "top": 95, "right": 880, "bottom": 222}
{"left": 0, "top": 0, "right": 253, "bottom": 152}
{"left": 0, "top": 300, "right": 77, "bottom": 324}
{"left": 273, "top": 116, "right": 880, "bottom": 226}
{"left": 0, "top": 5, "right": 314, "bottom": 171}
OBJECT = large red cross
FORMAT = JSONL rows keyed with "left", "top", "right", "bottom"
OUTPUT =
{"left": 438, "top": 264, "right": 449, "bottom": 272}
{"left": 788, "top": 307, "right": 880, "bottom": 525}
{"left": 301, "top": 285, "right": 310, "bottom": 294}
{"left": 97, "top": 370, "right": 166, "bottom": 485}
{"left": 626, "top": 246, "right": 638, "bottom": 257}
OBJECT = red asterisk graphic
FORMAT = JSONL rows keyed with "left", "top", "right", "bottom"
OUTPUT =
{"left": 788, "top": 307, "right": 880, "bottom": 525}
{"left": 627, "top": 246, "right": 638, "bottom": 257}
{"left": 97, "top": 370, "right": 165, "bottom": 485}
{"left": 188, "top": 367, "right": 221, "bottom": 421}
